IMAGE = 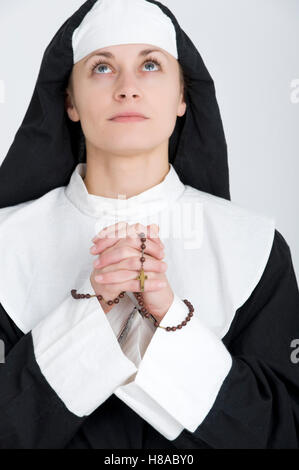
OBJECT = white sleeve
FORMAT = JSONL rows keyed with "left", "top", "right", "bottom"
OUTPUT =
{"left": 31, "top": 276, "right": 138, "bottom": 418}
{"left": 114, "top": 292, "right": 232, "bottom": 440}
{"left": 133, "top": 292, "right": 232, "bottom": 432}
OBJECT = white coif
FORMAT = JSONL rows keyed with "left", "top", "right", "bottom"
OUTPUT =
{"left": 72, "top": 0, "right": 178, "bottom": 64}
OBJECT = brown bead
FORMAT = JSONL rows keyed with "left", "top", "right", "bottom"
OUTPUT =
{"left": 141, "top": 243, "right": 146, "bottom": 249}
{"left": 141, "top": 237, "right": 146, "bottom": 242}
{"left": 140, "top": 256, "right": 145, "bottom": 262}
{"left": 72, "top": 288, "right": 195, "bottom": 335}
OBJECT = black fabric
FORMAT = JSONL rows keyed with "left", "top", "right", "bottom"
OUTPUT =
{"left": 1, "top": 229, "right": 299, "bottom": 449}
{"left": 0, "top": 0, "right": 230, "bottom": 209}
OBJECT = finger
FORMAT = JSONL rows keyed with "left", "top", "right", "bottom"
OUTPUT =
{"left": 90, "top": 230, "right": 165, "bottom": 259}
{"left": 146, "top": 224, "right": 163, "bottom": 246}
{"left": 94, "top": 271, "right": 167, "bottom": 291}
{"left": 90, "top": 222, "right": 155, "bottom": 253}
{"left": 93, "top": 254, "right": 167, "bottom": 273}
{"left": 92, "top": 222, "right": 164, "bottom": 247}
{"left": 128, "top": 223, "right": 164, "bottom": 247}
{"left": 91, "top": 241, "right": 165, "bottom": 269}
{"left": 92, "top": 222, "right": 128, "bottom": 242}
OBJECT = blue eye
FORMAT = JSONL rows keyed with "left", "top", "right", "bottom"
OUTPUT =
{"left": 91, "top": 57, "right": 162, "bottom": 74}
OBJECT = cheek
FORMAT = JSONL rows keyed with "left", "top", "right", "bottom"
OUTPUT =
{"left": 77, "top": 88, "right": 108, "bottom": 121}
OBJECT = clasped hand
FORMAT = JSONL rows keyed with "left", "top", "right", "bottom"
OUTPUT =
{"left": 89, "top": 222, "right": 174, "bottom": 322}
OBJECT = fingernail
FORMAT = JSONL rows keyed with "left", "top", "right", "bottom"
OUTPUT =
{"left": 90, "top": 245, "right": 97, "bottom": 254}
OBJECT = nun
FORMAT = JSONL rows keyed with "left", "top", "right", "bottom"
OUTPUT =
{"left": 0, "top": 0, "right": 298, "bottom": 449}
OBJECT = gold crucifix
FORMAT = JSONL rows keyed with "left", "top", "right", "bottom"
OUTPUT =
{"left": 136, "top": 268, "right": 148, "bottom": 292}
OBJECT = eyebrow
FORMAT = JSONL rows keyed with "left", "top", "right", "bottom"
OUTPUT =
{"left": 84, "top": 48, "right": 168, "bottom": 64}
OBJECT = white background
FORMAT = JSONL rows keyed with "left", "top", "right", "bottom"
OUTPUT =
{"left": 0, "top": 0, "right": 298, "bottom": 279}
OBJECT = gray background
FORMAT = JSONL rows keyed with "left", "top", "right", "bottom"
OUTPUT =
{"left": 0, "top": 0, "right": 298, "bottom": 279}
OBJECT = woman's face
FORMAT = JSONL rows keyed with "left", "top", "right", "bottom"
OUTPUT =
{"left": 65, "top": 43, "right": 186, "bottom": 156}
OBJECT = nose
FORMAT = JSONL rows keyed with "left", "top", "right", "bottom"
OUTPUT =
{"left": 115, "top": 88, "right": 141, "bottom": 100}
{"left": 114, "top": 73, "right": 142, "bottom": 101}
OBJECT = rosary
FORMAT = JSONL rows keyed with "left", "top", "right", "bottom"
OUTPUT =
{"left": 71, "top": 232, "right": 194, "bottom": 334}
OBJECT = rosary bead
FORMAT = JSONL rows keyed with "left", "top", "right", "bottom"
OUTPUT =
{"left": 71, "top": 233, "right": 194, "bottom": 333}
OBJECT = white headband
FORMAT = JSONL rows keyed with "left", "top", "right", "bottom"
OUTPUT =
{"left": 72, "top": 0, "right": 178, "bottom": 64}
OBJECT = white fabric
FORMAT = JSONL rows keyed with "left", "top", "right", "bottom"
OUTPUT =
{"left": 31, "top": 276, "right": 138, "bottom": 417}
{"left": 116, "top": 292, "right": 232, "bottom": 436}
{"left": 0, "top": 161, "right": 276, "bottom": 439}
{"left": 72, "top": 0, "right": 178, "bottom": 64}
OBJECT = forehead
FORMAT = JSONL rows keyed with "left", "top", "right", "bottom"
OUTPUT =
{"left": 81, "top": 43, "right": 172, "bottom": 63}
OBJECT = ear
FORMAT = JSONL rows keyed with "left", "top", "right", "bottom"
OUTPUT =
{"left": 177, "top": 91, "right": 187, "bottom": 117}
{"left": 64, "top": 87, "right": 80, "bottom": 122}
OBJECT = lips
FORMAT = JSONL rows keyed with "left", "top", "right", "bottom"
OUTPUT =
{"left": 110, "top": 112, "right": 148, "bottom": 120}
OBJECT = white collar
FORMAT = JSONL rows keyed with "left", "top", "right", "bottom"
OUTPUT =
{"left": 64, "top": 162, "right": 186, "bottom": 220}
